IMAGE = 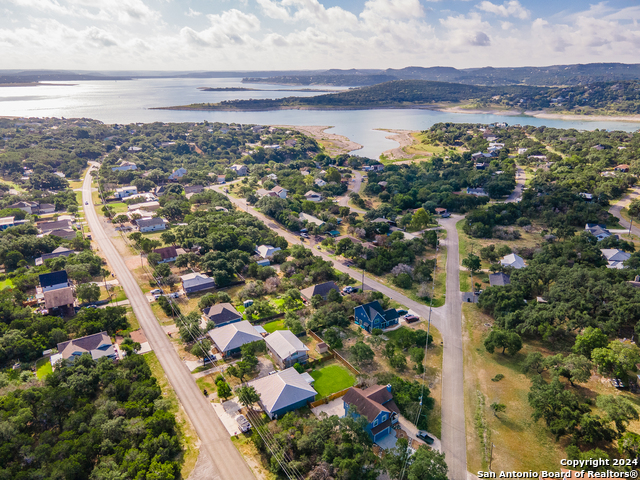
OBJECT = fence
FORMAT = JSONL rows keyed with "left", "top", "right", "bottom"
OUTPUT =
{"left": 308, "top": 330, "right": 360, "bottom": 376}
{"left": 309, "top": 387, "right": 351, "bottom": 408}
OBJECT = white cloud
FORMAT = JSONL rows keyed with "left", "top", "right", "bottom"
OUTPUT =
{"left": 185, "top": 8, "right": 201, "bottom": 17}
{"left": 8, "top": 0, "right": 160, "bottom": 23}
{"left": 477, "top": 0, "right": 529, "bottom": 20}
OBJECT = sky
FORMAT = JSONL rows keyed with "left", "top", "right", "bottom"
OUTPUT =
{"left": 2, "top": 0, "right": 640, "bottom": 71}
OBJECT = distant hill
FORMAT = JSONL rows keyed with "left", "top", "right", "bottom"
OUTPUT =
{"left": 164, "top": 79, "right": 640, "bottom": 115}
{"left": 242, "top": 63, "right": 640, "bottom": 87}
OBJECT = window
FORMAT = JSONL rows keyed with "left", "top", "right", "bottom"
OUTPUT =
{"left": 381, "top": 415, "right": 386, "bottom": 422}
{"left": 373, "top": 419, "right": 378, "bottom": 427}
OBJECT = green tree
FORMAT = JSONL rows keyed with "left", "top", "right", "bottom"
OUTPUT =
{"left": 216, "top": 380, "right": 232, "bottom": 401}
{"left": 147, "top": 252, "right": 162, "bottom": 267}
{"left": 236, "top": 385, "right": 260, "bottom": 408}
{"left": 384, "top": 341, "right": 396, "bottom": 360}
{"left": 618, "top": 431, "right": 640, "bottom": 458}
{"left": 462, "top": 252, "right": 481, "bottom": 291}
{"left": 390, "top": 353, "right": 407, "bottom": 371}
{"left": 490, "top": 402, "right": 506, "bottom": 417}
{"left": 323, "top": 327, "right": 343, "bottom": 349}
{"left": 190, "top": 340, "right": 212, "bottom": 362}
{"left": 409, "top": 347, "right": 425, "bottom": 365}
{"left": 160, "top": 231, "right": 176, "bottom": 245}
{"left": 573, "top": 327, "right": 608, "bottom": 358}
{"left": 596, "top": 395, "right": 639, "bottom": 434}
{"left": 591, "top": 341, "right": 640, "bottom": 379}
{"left": 4, "top": 250, "right": 24, "bottom": 270}
{"left": 484, "top": 329, "right": 523, "bottom": 356}
{"left": 409, "top": 208, "right": 431, "bottom": 231}
{"left": 326, "top": 167, "right": 341, "bottom": 183}
{"left": 406, "top": 445, "right": 448, "bottom": 480}
{"left": 351, "top": 341, "right": 374, "bottom": 364}
{"left": 76, "top": 283, "right": 101, "bottom": 303}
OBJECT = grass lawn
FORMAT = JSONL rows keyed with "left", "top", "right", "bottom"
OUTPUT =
{"left": 0, "top": 278, "right": 13, "bottom": 289}
{"left": 108, "top": 202, "right": 128, "bottom": 214}
{"left": 145, "top": 352, "right": 199, "bottom": 478}
{"left": 36, "top": 357, "right": 53, "bottom": 380}
{"left": 263, "top": 319, "right": 285, "bottom": 333}
{"left": 462, "top": 303, "right": 566, "bottom": 473}
{"left": 309, "top": 362, "right": 356, "bottom": 399}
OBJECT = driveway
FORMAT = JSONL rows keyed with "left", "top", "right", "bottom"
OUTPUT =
{"left": 312, "top": 397, "right": 346, "bottom": 418}
{"left": 211, "top": 399, "right": 244, "bottom": 436}
{"left": 609, "top": 187, "right": 640, "bottom": 236}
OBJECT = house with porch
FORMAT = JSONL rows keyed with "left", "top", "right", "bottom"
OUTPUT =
{"left": 354, "top": 301, "right": 399, "bottom": 333}
{"left": 343, "top": 384, "right": 399, "bottom": 443}
{"left": 265, "top": 330, "right": 309, "bottom": 369}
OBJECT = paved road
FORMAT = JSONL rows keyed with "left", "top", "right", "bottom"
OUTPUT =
{"left": 337, "top": 170, "right": 366, "bottom": 213}
{"left": 82, "top": 168, "right": 254, "bottom": 480}
{"left": 216, "top": 186, "right": 468, "bottom": 479}
{"left": 609, "top": 187, "right": 640, "bottom": 236}
{"left": 505, "top": 166, "right": 525, "bottom": 203}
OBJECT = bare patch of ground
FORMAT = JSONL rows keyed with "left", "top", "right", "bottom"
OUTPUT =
{"left": 272, "top": 124, "right": 362, "bottom": 156}
{"left": 377, "top": 129, "right": 420, "bottom": 161}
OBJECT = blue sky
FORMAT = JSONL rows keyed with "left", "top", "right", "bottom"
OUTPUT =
{"left": 1, "top": 0, "right": 640, "bottom": 71}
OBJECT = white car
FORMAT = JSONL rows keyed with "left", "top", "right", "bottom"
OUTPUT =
{"left": 236, "top": 414, "right": 251, "bottom": 433}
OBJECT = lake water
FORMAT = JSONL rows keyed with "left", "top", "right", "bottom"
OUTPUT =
{"left": 1, "top": 77, "right": 639, "bottom": 159}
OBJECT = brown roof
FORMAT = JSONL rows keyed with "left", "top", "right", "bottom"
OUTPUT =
{"left": 343, "top": 385, "right": 397, "bottom": 423}
{"left": 362, "top": 384, "right": 394, "bottom": 405}
{"left": 57, "top": 331, "right": 112, "bottom": 360}
{"left": 153, "top": 246, "right": 178, "bottom": 260}
{"left": 44, "top": 286, "right": 75, "bottom": 309}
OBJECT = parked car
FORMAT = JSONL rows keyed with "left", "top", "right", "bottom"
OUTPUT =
{"left": 397, "top": 309, "right": 408, "bottom": 316}
{"left": 85, "top": 201, "right": 88, "bottom": 205}
{"left": 416, "top": 431, "right": 435, "bottom": 445}
{"left": 342, "top": 286, "right": 355, "bottom": 294}
{"left": 441, "top": 212, "right": 451, "bottom": 218}
{"left": 236, "top": 414, "right": 251, "bottom": 433}
{"left": 150, "top": 289, "right": 163, "bottom": 295}
{"left": 202, "top": 354, "right": 217, "bottom": 365}
{"left": 404, "top": 314, "right": 419, "bottom": 323}
{"left": 168, "top": 292, "right": 180, "bottom": 298}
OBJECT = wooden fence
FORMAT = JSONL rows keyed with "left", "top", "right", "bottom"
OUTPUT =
{"left": 309, "top": 387, "right": 352, "bottom": 408}
{"left": 308, "top": 330, "right": 360, "bottom": 376}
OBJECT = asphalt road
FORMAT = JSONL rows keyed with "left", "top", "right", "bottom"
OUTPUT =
{"left": 217, "top": 187, "right": 468, "bottom": 479}
{"left": 506, "top": 166, "right": 526, "bottom": 203}
{"left": 337, "top": 170, "right": 366, "bottom": 213}
{"left": 83, "top": 168, "right": 254, "bottom": 480}
{"left": 609, "top": 187, "right": 640, "bottom": 236}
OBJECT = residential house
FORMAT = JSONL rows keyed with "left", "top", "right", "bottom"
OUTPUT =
{"left": 362, "top": 164, "right": 384, "bottom": 172}
{"left": 203, "top": 302, "right": 242, "bottom": 328}
{"left": 266, "top": 173, "right": 278, "bottom": 181}
{"left": 614, "top": 164, "right": 630, "bottom": 173}
{"left": 378, "top": 181, "right": 388, "bottom": 189}
{"left": 184, "top": 185, "right": 204, "bottom": 196}
{"left": 601, "top": 249, "right": 631, "bottom": 269}
{"left": 517, "top": 148, "right": 528, "bottom": 155}
{"left": 343, "top": 385, "right": 399, "bottom": 443}
{"left": 217, "top": 175, "right": 226, "bottom": 184}
{"left": 592, "top": 145, "right": 605, "bottom": 151}
{"left": 45, "top": 228, "right": 76, "bottom": 240}
{"left": 208, "top": 320, "right": 263, "bottom": 357}
{"left": 168, "top": 167, "right": 187, "bottom": 181}
{"left": 435, "top": 208, "right": 447, "bottom": 215}
{"left": 128, "top": 201, "right": 160, "bottom": 212}
{"left": 249, "top": 367, "right": 317, "bottom": 419}
{"left": 7, "top": 201, "right": 39, "bottom": 214}
{"left": 585, "top": 224, "right": 613, "bottom": 241}
{"left": 528, "top": 155, "right": 548, "bottom": 161}
{"left": 137, "top": 217, "right": 166, "bottom": 233}
{"left": 579, "top": 193, "right": 594, "bottom": 201}
{"left": 114, "top": 186, "right": 138, "bottom": 199}
{"left": 256, "top": 245, "right": 281, "bottom": 258}
{"left": 38, "top": 219, "right": 72, "bottom": 234}
{"left": 39, "top": 203, "right": 55, "bottom": 214}
{"left": 0, "top": 217, "right": 16, "bottom": 230}
{"left": 111, "top": 161, "right": 137, "bottom": 172}
{"left": 466, "top": 187, "right": 488, "bottom": 196}
{"left": 153, "top": 246, "right": 178, "bottom": 264}
{"left": 35, "top": 246, "right": 75, "bottom": 266}
{"left": 256, "top": 259, "right": 270, "bottom": 267}
{"left": 298, "top": 213, "right": 324, "bottom": 231}
{"left": 300, "top": 281, "right": 340, "bottom": 301}
{"left": 272, "top": 186, "right": 288, "bottom": 199}
{"left": 43, "top": 286, "right": 75, "bottom": 315}
{"left": 489, "top": 272, "right": 511, "bottom": 287}
{"left": 128, "top": 146, "right": 142, "bottom": 152}
{"left": 256, "top": 188, "right": 277, "bottom": 199}
{"left": 304, "top": 190, "right": 323, "bottom": 202}
{"left": 354, "top": 301, "right": 399, "bottom": 333}
{"left": 315, "top": 178, "right": 327, "bottom": 187}
{"left": 39, "top": 270, "right": 70, "bottom": 292}
{"left": 181, "top": 272, "right": 216, "bottom": 294}
{"left": 265, "top": 330, "right": 309, "bottom": 369}
{"left": 230, "top": 164, "right": 248, "bottom": 176}
{"left": 500, "top": 253, "right": 526, "bottom": 269}
{"left": 52, "top": 331, "right": 117, "bottom": 366}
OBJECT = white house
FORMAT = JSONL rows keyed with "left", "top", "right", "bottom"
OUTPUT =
{"left": 128, "top": 201, "right": 160, "bottom": 212}
{"left": 265, "top": 330, "right": 309, "bottom": 370}
{"left": 466, "top": 187, "right": 488, "bottom": 197}
{"left": 314, "top": 178, "right": 327, "bottom": 187}
{"left": 137, "top": 217, "right": 166, "bottom": 233}
{"left": 128, "top": 146, "right": 142, "bottom": 152}
{"left": 500, "top": 253, "right": 526, "bottom": 269}
{"left": 585, "top": 224, "right": 612, "bottom": 241}
{"left": 111, "top": 161, "right": 137, "bottom": 172}
{"left": 114, "top": 186, "right": 138, "bottom": 199}
{"left": 517, "top": 148, "right": 528, "bottom": 155}
{"left": 272, "top": 186, "right": 288, "bottom": 199}
{"left": 601, "top": 249, "right": 631, "bottom": 269}
{"left": 230, "top": 164, "right": 248, "bottom": 176}
{"left": 304, "top": 190, "right": 323, "bottom": 202}
{"left": 256, "top": 245, "right": 281, "bottom": 258}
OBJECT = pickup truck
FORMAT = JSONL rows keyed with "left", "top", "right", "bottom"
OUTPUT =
{"left": 236, "top": 414, "right": 251, "bottom": 433}
{"left": 416, "top": 431, "right": 435, "bottom": 445}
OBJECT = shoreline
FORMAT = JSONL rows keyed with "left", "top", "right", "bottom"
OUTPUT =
{"left": 435, "top": 105, "right": 640, "bottom": 123}
{"left": 273, "top": 124, "right": 363, "bottom": 156}
{"left": 0, "top": 82, "right": 77, "bottom": 87}
{"left": 376, "top": 129, "right": 419, "bottom": 161}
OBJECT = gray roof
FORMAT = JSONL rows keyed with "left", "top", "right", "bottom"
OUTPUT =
{"left": 489, "top": 273, "right": 511, "bottom": 287}
{"left": 44, "top": 286, "right": 75, "bottom": 309}
{"left": 181, "top": 272, "right": 214, "bottom": 288}
{"left": 265, "top": 330, "right": 309, "bottom": 360}
{"left": 137, "top": 217, "right": 165, "bottom": 228}
{"left": 57, "top": 331, "right": 113, "bottom": 360}
{"left": 208, "top": 320, "right": 262, "bottom": 353}
{"left": 39, "top": 219, "right": 72, "bottom": 232}
{"left": 300, "top": 281, "right": 339, "bottom": 300}
{"left": 204, "top": 302, "right": 242, "bottom": 326}
{"left": 249, "top": 367, "right": 317, "bottom": 415}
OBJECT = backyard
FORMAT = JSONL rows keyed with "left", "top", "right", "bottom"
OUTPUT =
{"left": 263, "top": 319, "right": 285, "bottom": 333}
{"left": 36, "top": 357, "right": 52, "bottom": 380}
{"left": 309, "top": 361, "right": 356, "bottom": 399}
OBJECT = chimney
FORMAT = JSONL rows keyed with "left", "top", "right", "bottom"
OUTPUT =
{"left": 386, "top": 384, "right": 392, "bottom": 393}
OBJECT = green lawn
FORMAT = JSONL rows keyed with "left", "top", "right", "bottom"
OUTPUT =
{"left": 309, "top": 363, "right": 356, "bottom": 399}
{"left": 0, "top": 278, "right": 13, "bottom": 289}
{"left": 263, "top": 319, "right": 285, "bottom": 333}
{"left": 36, "top": 357, "right": 53, "bottom": 379}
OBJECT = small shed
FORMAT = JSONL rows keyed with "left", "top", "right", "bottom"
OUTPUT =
{"left": 328, "top": 230, "right": 340, "bottom": 237}
{"left": 316, "top": 342, "right": 329, "bottom": 354}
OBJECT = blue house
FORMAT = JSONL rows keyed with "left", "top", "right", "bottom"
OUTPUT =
{"left": 250, "top": 368, "right": 317, "bottom": 419}
{"left": 343, "top": 384, "right": 399, "bottom": 442}
{"left": 354, "top": 301, "right": 399, "bottom": 332}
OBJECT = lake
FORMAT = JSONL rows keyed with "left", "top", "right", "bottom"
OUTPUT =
{"left": 1, "top": 77, "right": 639, "bottom": 159}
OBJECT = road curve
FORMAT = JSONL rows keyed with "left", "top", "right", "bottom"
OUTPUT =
{"left": 217, "top": 188, "right": 468, "bottom": 479}
{"left": 83, "top": 168, "right": 254, "bottom": 480}
{"left": 609, "top": 187, "right": 640, "bottom": 236}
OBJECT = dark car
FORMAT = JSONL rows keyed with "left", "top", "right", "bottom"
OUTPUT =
{"left": 416, "top": 431, "right": 435, "bottom": 445}
{"left": 397, "top": 309, "right": 408, "bottom": 316}
{"left": 404, "top": 314, "right": 419, "bottom": 323}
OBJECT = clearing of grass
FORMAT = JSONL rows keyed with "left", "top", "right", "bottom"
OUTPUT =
{"left": 0, "top": 278, "right": 13, "bottom": 290}
{"left": 263, "top": 319, "right": 285, "bottom": 333}
{"left": 145, "top": 352, "right": 199, "bottom": 478}
{"left": 309, "top": 362, "right": 356, "bottom": 399}
{"left": 36, "top": 357, "right": 53, "bottom": 379}
{"left": 462, "top": 303, "right": 566, "bottom": 473}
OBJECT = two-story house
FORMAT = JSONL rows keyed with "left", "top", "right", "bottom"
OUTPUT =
{"left": 114, "top": 186, "right": 138, "bottom": 199}
{"left": 343, "top": 384, "right": 399, "bottom": 442}
{"left": 265, "top": 330, "right": 309, "bottom": 369}
{"left": 354, "top": 301, "right": 399, "bottom": 333}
